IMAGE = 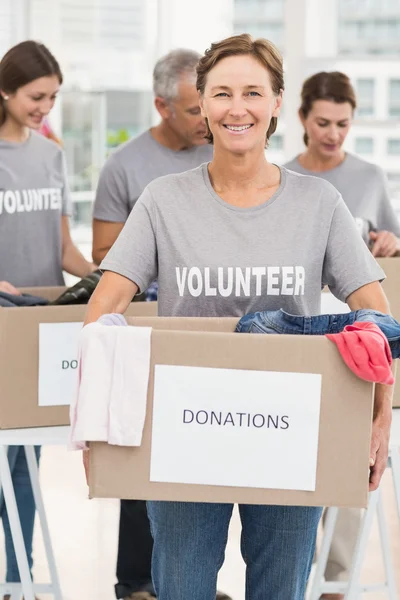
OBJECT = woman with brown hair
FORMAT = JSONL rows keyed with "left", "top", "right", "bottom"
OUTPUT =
{"left": 285, "top": 70, "right": 400, "bottom": 600}
{"left": 0, "top": 40, "right": 96, "bottom": 595}
{"left": 85, "top": 35, "right": 392, "bottom": 599}
{"left": 285, "top": 71, "right": 400, "bottom": 257}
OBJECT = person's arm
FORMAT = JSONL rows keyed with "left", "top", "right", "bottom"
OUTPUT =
{"left": 369, "top": 230, "right": 400, "bottom": 257}
{"left": 0, "top": 281, "right": 21, "bottom": 295}
{"left": 61, "top": 216, "right": 97, "bottom": 277}
{"left": 92, "top": 219, "right": 124, "bottom": 265}
{"left": 57, "top": 148, "right": 97, "bottom": 276}
{"left": 84, "top": 270, "right": 138, "bottom": 325}
{"left": 323, "top": 194, "right": 393, "bottom": 492}
{"left": 92, "top": 154, "right": 131, "bottom": 264}
{"left": 369, "top": 168, "right": 400, "bottom": 257}
{"left": 346, "top": 281, "right": 393, "bottom": 491}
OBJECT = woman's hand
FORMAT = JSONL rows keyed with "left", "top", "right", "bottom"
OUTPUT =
{"left": 0, "top": 281, "right": 21, "bottom": 295}
{"left": 61, "top": 216, "right": 99, "bottom": 278}
{"left": 347, "top": 281, "right": 393, "bottom": 492}
{"left": 369, "top": 409, "right": 391, "bottom": 491}
{"left": 370, "top": 230, "right": 400, "bottom": 257}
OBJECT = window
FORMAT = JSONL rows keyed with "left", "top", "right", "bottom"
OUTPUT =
{"left": 389, "top": 79, "right": 400, "bottom": 118}
{"left": 355, "top": 78, "right": 375, "bottom": 117}
{"left": 233, "top": 0, "right": 284, "bottom": 49}
{"left": 388, "top": 139, "right": 400, "bottom": 155}
{"left": 387, "top": 172, "right": 400, "bottom": 183}
{"left": 355, "top": 137, "right": 374, "bottom": 154}
{"left": 269, "top": 134, "right": 283, "bottom": 151}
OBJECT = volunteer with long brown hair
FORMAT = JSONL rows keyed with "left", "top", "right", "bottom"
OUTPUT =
{"left": 85, "top": 35, "right": 392, "bottom": 600}
{"left": 0, "top": 40, "right": 95, "bottom": 593}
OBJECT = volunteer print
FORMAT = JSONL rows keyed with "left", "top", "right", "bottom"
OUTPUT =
{"left": 0, "top": 188, "right": 62, "bottom": 214}
{"left": 175, "top": 266, "right": 306, "bottom": 297}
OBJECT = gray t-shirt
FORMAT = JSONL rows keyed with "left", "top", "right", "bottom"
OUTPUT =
{"left": 93, "top": 129, "right": 214, "bottom": 222}
{"left": 0, "top": 131, "right": 72, "bottom": 287}
{"left": 284, "top": 154, "right": 400, "bottom": 240}
{"left": 101, "top": 165, "right": 384, "bottom": 317}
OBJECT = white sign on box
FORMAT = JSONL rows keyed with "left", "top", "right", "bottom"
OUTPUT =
{"left": 151, "top": 365, "right": 322, "bottom": 492}
{"left": 38, "top": 322, "right": 83, "bottom": 407}
{"left": 321, "top": 292, "right": 350, "bottom": 315}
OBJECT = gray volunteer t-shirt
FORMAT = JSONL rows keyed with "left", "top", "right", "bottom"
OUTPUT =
{"left": 93, "top": 130, "right": 214, "bottom": 222}
{"left": 101, "top": 165, "right": 384, "bottom": 317}
{"left": 0, "top": 131, "right": 72, "bottom": 287}
{"left": 284, "top": 154, "right": 400, "bottom": 240}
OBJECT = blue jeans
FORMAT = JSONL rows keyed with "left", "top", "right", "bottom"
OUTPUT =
{"left": 147, "top": 501, "right": 322, "bottom": 600}
{"left": 236, "top": 308, "right": 400, "bottom": 358}
{"left": 0, "top": 445, "right": 41, "bottom": 582}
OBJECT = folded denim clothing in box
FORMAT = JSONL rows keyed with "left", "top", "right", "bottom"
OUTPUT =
{"left": 0, "top": 292, "right": 49, "bottom": 308}
{"left": 236, "top": 308, "right": 400, "bottom": 359}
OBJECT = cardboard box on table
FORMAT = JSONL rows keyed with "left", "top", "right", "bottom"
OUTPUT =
{"left": 89, "top": 316, "right": 374, "bottom": 509}
{"left": 0, "top": 287, "right": 157, "bottom": 429}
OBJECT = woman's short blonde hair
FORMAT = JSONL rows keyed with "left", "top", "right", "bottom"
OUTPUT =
{"left": 196, "top": 33, "right": 284, "bottom": 145}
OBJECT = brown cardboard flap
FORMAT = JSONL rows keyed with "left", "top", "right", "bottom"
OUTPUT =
{"left": 89, "top": 324, "right": 374, "bottom": 508}
{"left": 377, "top": 258, "right": 400, "bottom": 407}
{"left": 377, "top": 257, "right": 400, "bottom": 320}
{"left": 18, "top": 286, "right": 67, "bottom": 302}
{"left": 0, "top": 300, "right": 157, "bottom": 429}
{"left": 127, "top": 316, "right": 238, "bottom": 332}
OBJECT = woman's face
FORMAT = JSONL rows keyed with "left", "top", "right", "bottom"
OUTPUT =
{"left": 300, "top": 99, "right": 353, "bottom": 159}
{"left": 2, "top": 75, "right": 60, "bottom": 130}
{"left": 199, "top": 54, "right": 282, "bottom": 155}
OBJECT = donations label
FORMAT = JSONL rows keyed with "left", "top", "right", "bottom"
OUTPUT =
{"left": 38, "top": 322, "right": 82, "bottom": 406}
{"left": 150, "top": 365, "right": 322, "bottom": 491}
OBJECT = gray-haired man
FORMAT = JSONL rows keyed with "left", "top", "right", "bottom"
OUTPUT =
{"left": 92, "top": 48, "right": 212, "bottom": 265}
{"left": 92, "top": 50, "right": 230, "bottom": 600}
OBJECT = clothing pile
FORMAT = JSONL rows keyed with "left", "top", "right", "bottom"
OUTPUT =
{"left": 0, "top": 270, "right": 103, "bottom": 308}
{"left": 236, "top": 308, "right": 400, "bottom": 384}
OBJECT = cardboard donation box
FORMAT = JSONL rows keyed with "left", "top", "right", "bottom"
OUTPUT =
{"left": 89, "top": 316, "right": 375, "bottom": 508}
{"left": 0, "top": 287, "right": 157, "bottom": 429}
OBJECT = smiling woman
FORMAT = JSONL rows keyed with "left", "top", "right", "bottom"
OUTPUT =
{"left": 0, "top": 40, "right": 62, "bottom": 132}
{"left": 196, "top": 35, "right": 283, "bottom": 149}
{"left": 0, "top": 40, "right": 96, "bottom": 591}
{"left": 86, "top": 33, "right": 392, "bottom": 600}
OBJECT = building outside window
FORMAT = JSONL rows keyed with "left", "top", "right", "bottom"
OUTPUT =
{"left": 389, "top": 79, "right": 400, "bottom": 117}
{"left": 233, "top": 0, "right": 284, "bottom": 50}
{"left": 355, "top": 78, "right": 375, "bottom": 117}
{"left": 387, "top": 138, "right": 400, "bottom": 155}
{"left": 354, "top": 136, "right": 374, "bottom": 154}
{"left": 269, "top": 134, "right": 284, "bottom": 151}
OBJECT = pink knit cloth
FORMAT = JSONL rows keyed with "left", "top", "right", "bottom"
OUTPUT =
{"left": 326, "top": 321, "right": 394, "bottom": 385}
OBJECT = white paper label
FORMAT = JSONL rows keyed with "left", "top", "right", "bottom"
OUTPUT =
{"left": 38, "top": 322, "right": 83, "bottom": 407}
{"left": 321, "top": 292, "right": 350, "bottom": 315}
{"left": 150, "top": 365, "right": 322, "bottom": 491}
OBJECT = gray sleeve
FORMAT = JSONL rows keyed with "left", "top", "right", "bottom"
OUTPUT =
{"left": 375, "top": 168, "right": 400, "bottom": 236}
{"left": 99, "top": 185, "right": 157, "bottom": 293}
{"left": 60, "top": 151, "right": 73, "bottom": 217}
{"left": 93, "top": 155, "right": 130, "bottom": 223}
{"left": 322, "top": 196, "right": 385, "bottom": 302}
